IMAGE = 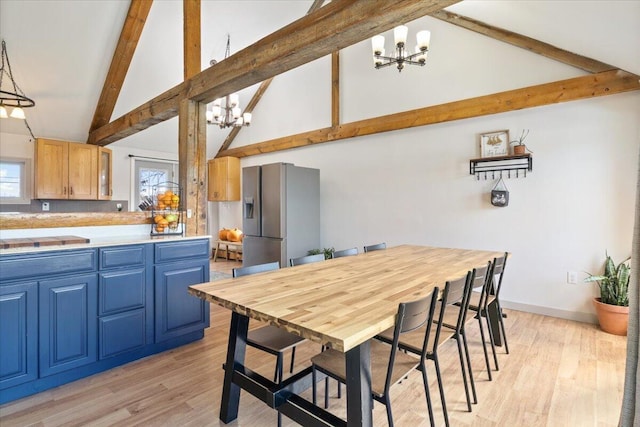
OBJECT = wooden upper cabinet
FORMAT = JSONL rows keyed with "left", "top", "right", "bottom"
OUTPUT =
{"left": 35, "top": 138, "right": 100, "bottom": 200}
{"left": 68, "top": 143, "right": 98, "bottom": 199}
{"left": 98, "top": 147, "right": 112, "bottom": 200}
{"left": 35, "top": 139, "right": 69, "bottom": 199}
{"left": 208, "top": 157, "right": 240, "bottom": 202}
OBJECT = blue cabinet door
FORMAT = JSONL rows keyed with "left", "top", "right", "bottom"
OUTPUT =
{"left": 39, "top": 274, "right": 98, "bottom": 377}
{"left": 155, "top": 260, "right": 210, "bottom": 343}
{"left": 0, "top": 281, "right": 37, "bottom": 390}
{"left": 99, "top": 309, "right": 146, "bottom": 359}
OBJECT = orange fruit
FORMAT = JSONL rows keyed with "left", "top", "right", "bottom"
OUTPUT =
{"left": 154, "top": 214, "right": 163, "bottom": 224}
{"left": 159, "top": 219, "right": 169, "bottom": 227}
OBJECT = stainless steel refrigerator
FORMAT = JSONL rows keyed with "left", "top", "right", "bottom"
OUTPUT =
{"left": 242, "top": 163, "right": 320, "bottom": 268}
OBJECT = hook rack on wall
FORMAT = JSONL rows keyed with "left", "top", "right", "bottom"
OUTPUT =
{"left": 469, "top": 153, "right": 532, "bottom": 180}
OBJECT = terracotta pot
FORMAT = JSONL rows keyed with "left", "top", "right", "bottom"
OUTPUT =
{"left": 592, "top": 297, "right": 629, "bottom": 336}
{"left": 513, "top": 144, "right": 526, "bottom": 155}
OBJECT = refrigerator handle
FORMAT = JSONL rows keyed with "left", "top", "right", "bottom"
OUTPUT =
{"left": 244, "top": 197, "right": 254, "bottom": 219}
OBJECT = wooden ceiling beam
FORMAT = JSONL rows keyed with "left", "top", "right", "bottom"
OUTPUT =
{"left": 183, "top": 0, "right": 201, "bottom": 80}
{"left": 88, "top": 0, "right": 460, "bottom": 146}
{"left": 88, "top": 0, "right": 153, "bottom": 133}
{"left": 215, "top": 0, "right": 326, "bottom": 155}
{"left": 218, "top": 70, "right": 640, "bottom": 158}
{"left": 332, "top": 51, "right": 340, "bottom": 128}
{"left": 428, "top": 10, "right": 617, "bottom": 74}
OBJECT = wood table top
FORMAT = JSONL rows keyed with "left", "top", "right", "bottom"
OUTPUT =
{"left": 189, "top": 245, "right": 504, "bottom": 352}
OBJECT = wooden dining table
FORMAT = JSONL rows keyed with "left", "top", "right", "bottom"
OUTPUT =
{"left": 189, "top": 245, "right": 505, "bottom": 427}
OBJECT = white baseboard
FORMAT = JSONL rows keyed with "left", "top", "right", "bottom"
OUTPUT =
{"left": 501, "top": 300, "right": 598, "bottom": 325}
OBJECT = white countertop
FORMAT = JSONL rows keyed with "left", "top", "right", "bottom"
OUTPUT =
{"left": 0, "top": 234, "right": 212, "bottom": 255}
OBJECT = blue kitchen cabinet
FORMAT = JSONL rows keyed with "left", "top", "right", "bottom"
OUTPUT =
{"left": 155, "top": 259, "right": 210, "bottom": 342}
{"left": 0, "top": 281, "right": 38, "bottom": 390}
{"left": 39, "top": 273, "right": 98, "bottom": 377}
{"left": 98, "top": 244, "right": 153, "bottom": 359}
{"left": 0, "top": 237, "right": 210, "bottom": 404}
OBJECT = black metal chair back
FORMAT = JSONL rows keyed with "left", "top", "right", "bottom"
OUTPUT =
{"left": 363, "top": 242, "right": 386, "bottom": 253}
{"left": 384, "top": 287, "right": 439, "bottom": 398}
{"left": 331, "top": 247, "right": 358, "bottom": 259}
{"left": 290, "top": 253, "right": 325, "bottom": 266}
{"left": 233, "top": 261, "right": 280, "bottom": 278}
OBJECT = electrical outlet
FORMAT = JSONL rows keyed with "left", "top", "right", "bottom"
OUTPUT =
{"left": 187, "top": 209, "right": 192, "bottom": 218}
{"left": 567, "top": 271, "right": 578, "bottom": 284}
{"left": 42, "top": 202, "right": 50, "bottom": 211}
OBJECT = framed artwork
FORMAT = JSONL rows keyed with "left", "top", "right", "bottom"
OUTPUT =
{"left": 479, "top": 130, "right": 509, "bottom": 157}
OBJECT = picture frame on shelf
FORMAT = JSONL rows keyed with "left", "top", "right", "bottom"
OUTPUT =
{"left": 479, "top": 130, "right": 509, "bottom": 158}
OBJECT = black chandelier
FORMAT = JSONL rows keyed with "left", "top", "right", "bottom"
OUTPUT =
{"left": 0, "top": 40, "right": 35, "bottom": 119}
{"left": 371, "top": 25, "right": 431, "bottom": 72}
{"left": 206, "top": 35, "right": 252, "bottom": 128}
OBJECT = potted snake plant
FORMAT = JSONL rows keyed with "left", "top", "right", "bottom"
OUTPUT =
{"left": 584, "top": 253, "right": 631, "bottom": 335}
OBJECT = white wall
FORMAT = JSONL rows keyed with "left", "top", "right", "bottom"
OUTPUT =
{"left": 229, "top": 94, "right": 638, "bottom": 323}
{"left": 0, "top": 132, "right": 33, "bottom": 158}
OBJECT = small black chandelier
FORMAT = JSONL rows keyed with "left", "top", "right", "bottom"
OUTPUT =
{"left": 0, "top": 40, "right": 35, "bottom": 119}
{"left": 371, "top": 25, "right": 431, "bottom": 72}
{"left": 206, "top": 35, "right": 252, "bottom": 129}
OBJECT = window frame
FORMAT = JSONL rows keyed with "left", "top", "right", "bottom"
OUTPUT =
{"left": 0, "top": 157, "right": 32, "bottom": 205}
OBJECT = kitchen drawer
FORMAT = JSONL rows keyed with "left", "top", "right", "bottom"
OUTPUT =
{"left": 99, "top": 309, "right": 146, "bottom": 359}
{"left": 99, "top": 245, "right": 146, "bottom": 270}
{"left": 99, "top": 268, "right": 145, "bottom": 316}
{"left": 0, "top": 250, "right": 97, "bottom": 282}
{"left": 154, "top": 239, "right": 209, "bottom": 263}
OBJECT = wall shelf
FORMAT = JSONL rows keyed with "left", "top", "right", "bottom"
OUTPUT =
{"left": 469, "top": 154, "right": 532, "bottom": 180}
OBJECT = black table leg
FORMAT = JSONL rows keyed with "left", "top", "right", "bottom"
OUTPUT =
{"left": 220, "top": 311, "right": 249, "bottom": 423}
{"left": 345, "top": 340, "right": 372, "bottom": 427}
{"left": 487, "top": 299, "right": 502, "bottom": 347}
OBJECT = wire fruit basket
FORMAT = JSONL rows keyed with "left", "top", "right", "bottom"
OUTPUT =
{"left": 150, "top": 182, "right": 184, "bottom": 237}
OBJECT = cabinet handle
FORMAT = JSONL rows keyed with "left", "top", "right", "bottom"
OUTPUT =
{"left": 64, "top": 187, "right": 67, "bottom": 195}
{"left": 70, "top": 187, "right": 73, "bottom": 195}
{"left": 110, "top": 189, "right": 113, "bottom": 196}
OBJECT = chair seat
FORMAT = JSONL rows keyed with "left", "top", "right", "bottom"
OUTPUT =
{"left": 247, "top": 325, "right": 306, "bottom": 354}
{"left": 311, "top": 340, "right": 420, "bottom": 397}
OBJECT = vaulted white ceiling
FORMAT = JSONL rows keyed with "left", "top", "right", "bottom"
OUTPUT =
{"left": 1, "top": 1, "right": 638, "bottom": 155}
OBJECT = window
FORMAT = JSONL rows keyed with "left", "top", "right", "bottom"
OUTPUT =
{"left": 0, "top": 157, "right": 32, "bottom": 204}
{"left": 132, "top": 159, "right": 177, "bottom": 211}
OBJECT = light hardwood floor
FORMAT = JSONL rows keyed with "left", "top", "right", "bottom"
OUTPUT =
{"left": 0, "top": 260, "right": 627, "bottom": 426}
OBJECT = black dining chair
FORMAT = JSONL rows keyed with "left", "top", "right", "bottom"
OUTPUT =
{"left": 232, "top": 261, "right": 306, "bottom": 427}
{"left": 233, "top": 261, "right": 306, "bottom": 383}
{"left": 465, "top": 253, "right": 509, "bottom": 373}
{"left": 363, "top": 242, "right": 386, "bottom": 253}
{"left": 290, "top": 253, "right": 325, "bottom": 266}
{"left": 311, "top": 288, "right": 441, "bottom": 427}
{"left": 331, "top": 247, "right": 358, "bottom": 258}
{"left": 459, "top": 262, "right": 494, "bottom": 381}
{"left": 377, "top": 274, "right": 472, "bottom": 426}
